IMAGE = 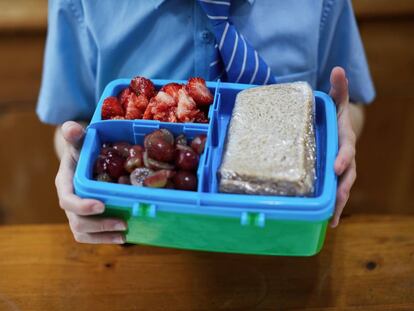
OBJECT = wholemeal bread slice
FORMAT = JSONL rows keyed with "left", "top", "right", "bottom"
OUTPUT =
{"left": 218, "top": 82, "right": 316, "bottom": 196}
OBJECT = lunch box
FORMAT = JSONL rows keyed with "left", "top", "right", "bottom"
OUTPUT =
{"left": 74, "top": 79, "right": 338, "bottom": 256}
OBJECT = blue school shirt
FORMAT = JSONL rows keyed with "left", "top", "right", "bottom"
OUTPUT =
{"left": 37, "top": 0, "right": 375, "bottom": 125}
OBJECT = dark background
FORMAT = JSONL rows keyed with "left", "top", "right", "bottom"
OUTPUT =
{"left": 0, "top": 0, "right": 413, "bottom": 225}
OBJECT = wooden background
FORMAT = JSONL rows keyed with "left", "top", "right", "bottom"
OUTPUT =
{"left": 0, "top": 0, "right": 413, "bottom": 225}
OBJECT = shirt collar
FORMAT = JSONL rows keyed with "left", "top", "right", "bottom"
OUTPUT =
{"left": 153, "top": 0, "right": 255, "bottom": 9}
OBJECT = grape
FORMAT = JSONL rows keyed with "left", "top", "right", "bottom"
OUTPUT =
{"left": 118, "top": 175, "right": 131, "bottom": 185}
{"left": 113, "top": 142, "right": 131, "bottom": 158}
{"left": 173, "top": 171, "right": 197, "bottom": 191}
{"left": 143, "top": 151, "right": 174, "bottom": 170}
{"left": 175, "top": 134, "right": 187, "bottom": 147}
{"left": 175, "top": 149, "right": 199, "bottom": 171}
{"left": 101, "top": 147, "right": 121, "bottom": 158}
{"left": 96, "top": 172, "right": 113, "bottom": 183}
{"left": 100, "top": 146, "right": 117, "bottom": 156}
{"left": 130, "top": 167, "right": 154, "bottom": 186}
{"left": 143, "top": 170, "right": 175, "bottom": 188}
{"left": 176, "top": 144, "right": 193, "bottom": 152}
{"left": 106, "top": 152, "right": 126, "bottom": 179}
{"left": 144, "top": 129, "right": 174, "bottom": 149}
{"left": 124, "top": 156, "right": 143, "bottom": 173}
{"left": 157, "top": 129, "right": 175, "bottom": 145}
{"left": 147, "top": 136, "right": 175, "bottom": 162}
{"left": 94, "top": 155, "right": 108, "bottom": 175}
{"left": 129, "top": 145, "right": 144, "bottom": 158}
{"left": 191, "top": 135, "right": 206, "bottom": 155}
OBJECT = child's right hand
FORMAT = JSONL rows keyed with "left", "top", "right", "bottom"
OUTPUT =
{"left": 55, "top": 121, "right": 127, "bottom": 244}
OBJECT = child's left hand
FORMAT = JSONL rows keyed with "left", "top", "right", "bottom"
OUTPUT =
{"left": 329, "top": 67, "right": 357, "bottom": 227}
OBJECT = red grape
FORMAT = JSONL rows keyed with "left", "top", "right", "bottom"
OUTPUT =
{"left": 124, "top": 156, "right": 143, "bottom": 173}
{"left": 130, "top": 167, "right": 153, "bottom": 186}
{"left": 96, "top": 172, "right": 113, "bottom": 183}
{"left": 173, "top": 171, "right": 197, "bottom": 191}
{"left": 175, "top": 134, "right": 187, "bottom": 147}
{"left": 106, "top": 152, "right": 126, "bottom": 179}
{"left": 145, "top": 129, "right": 174, "bottom": 149}
{"left": 147, "top": 136, "right": 175, "bottom": 162}
{"left": 176, "top": 144, "right": 193, "bottom": 152}
{"left": 129, "top": 145, "right": 144, "bottom": 158}
{"left": 113, "top": 142, "right": 131, "bottom": 158}
{"left": 94, "top": 154, "right": 108, "bottom": 175}
{"left": 118, "top": 175, "right": 131, "bottom": 185}
{"left": 143, "top": 151, "right": 175, "bottom": 170}
{"left": 143, "top": 170, "right": 175, "bottom": 188}
{"left": 191, "top": 135, "right": 206, "bottom": 155}
{"left": 175, "top": 149, "right": 199, "bottom": 171}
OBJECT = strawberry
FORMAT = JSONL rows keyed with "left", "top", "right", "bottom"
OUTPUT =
{"left": 154, "top": 91, "right": 176, "bottom": 107}
{"left": 160, "top": 83, "right": 183, "bottom": 103}
{"left": 143, "top": 92, "right": 177, "bottom": 122}
{"left": 130, "top": 76, "right": 156, "bottom": 99}
{"left": 168, "top": 108, "right": 178, "bottom": 123}
{"left": 186, "top": 77, "right": 213, "bottom": 106}
{"left": 143, "top": 99, "right": 157, "bottom": 120}
{"left": 111, "top": 116, "right": 126, "bottom": 120}
{"left": 176, "top": 88, "right": 199, "bottom": 123}
{"left": 118, "top": 87, "right": 134, "bottom": 109}
{"left": 102, "top": 96, "right": 124, "bottom": 120}
{"left": 194, "top": 110, "right": 209, "bottom": 123}
{"left": 125, "top": 93, "right": 149, "bottom": 120}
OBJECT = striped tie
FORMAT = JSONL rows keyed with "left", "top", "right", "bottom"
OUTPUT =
{"left": 198, "top": 0, "right": 276, "bottom": 85}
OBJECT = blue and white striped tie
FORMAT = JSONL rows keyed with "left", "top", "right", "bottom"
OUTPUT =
{"left": 198, "top": 0, "right": 276, "bottom": 85}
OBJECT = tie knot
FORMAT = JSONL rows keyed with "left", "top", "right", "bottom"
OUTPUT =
{"left": 198, "top": 0, "right": 231, "bottom": 23}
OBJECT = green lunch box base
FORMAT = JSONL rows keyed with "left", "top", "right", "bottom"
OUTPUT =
{"left": 104, "top": 205, "right": 328, "bottom": 256}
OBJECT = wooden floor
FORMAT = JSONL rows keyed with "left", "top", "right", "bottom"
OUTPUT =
{"left": 0, "top": 214, "right": 413, "bottom": 310}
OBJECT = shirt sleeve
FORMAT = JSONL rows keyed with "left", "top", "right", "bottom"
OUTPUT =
{"left": 36, "top": 0, "right": 96, "bottom": 125}
{"left": 317, "top": 0, "right": 375, "bottom": 104}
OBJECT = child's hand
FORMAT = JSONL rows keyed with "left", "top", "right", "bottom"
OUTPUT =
{"left": 55, "top": 121, "right": 127, "bottom": 243}
{"left": 329, "top": 67, "right": 357, "bottom": 228}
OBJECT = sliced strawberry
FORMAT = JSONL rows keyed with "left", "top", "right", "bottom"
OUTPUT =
{"left": 125, "top": 93, "right": 149, "bottom": 120}
{"left": 160, "top": 83, "right": 183, "bottom": 103}
{"left": 186, "top": 77, "right": 213, "bottom": 106}
{"left": 155, "top": 91, "right": 176, "bottom": 107}
{"left": 194, "top": 110, "right": 209, "bottom": 123}
{"left": 130, "top": 76, "right": 156, "bottom": 99}
{"left": 143, "top": 98, "right": 157, "bottom": 120}
{"left": 118, "top": 87, "right": 134, "bottom": 109}
{"left": 111, "top": 116, "right": 126, "bottom": 120}
{"left": 102, "top": 96, "right": 124, "bottom": 120}
{"left": 143, "top": 91, "right": 177, "bottom": 122}
{"left": 168, "top": 108, "right": 178, "bottom": 123}
{"left": 176, "top": 88, "right": 199, "bottom": 123}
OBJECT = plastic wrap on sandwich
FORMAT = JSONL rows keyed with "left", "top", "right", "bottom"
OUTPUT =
{"left": 218, "top": 82, "right": 316, "bottom": 196}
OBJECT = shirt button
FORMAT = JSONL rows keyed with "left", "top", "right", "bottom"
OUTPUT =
{"left": 200, "top": 31, "right": 214, "bottom": 43}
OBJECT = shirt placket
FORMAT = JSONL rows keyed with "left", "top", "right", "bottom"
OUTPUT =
{"left": 193, "top": 1, "right": 215, "bottom": 80}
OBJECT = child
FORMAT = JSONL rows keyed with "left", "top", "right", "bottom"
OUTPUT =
{"left": 38, "top": 0, "right": 375, "bottom": 244}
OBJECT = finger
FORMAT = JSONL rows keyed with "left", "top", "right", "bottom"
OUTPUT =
{"left": 329, "top": 66, "right": 349, "bottom": 108}
{"left": 61, "top": 121, "right": 86, "bottom": 149}
{"left": 73, "top": 232, "right": 125, "bottom": 244}
{"left": 66, "top": 211, "right": 127, "bottom": 234}
{"left": 334, "top": 140, "right": 356, "bottom": 175}
{"left": 330, "top": 160, "right": 357, "bottom": 228}
{"left": 56, "top": 151, "right": 104, "bottom": 215}
{"left": 329, "top": 66, "right": 349, "bottom": 119}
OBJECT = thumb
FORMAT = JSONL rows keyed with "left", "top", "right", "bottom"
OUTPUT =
{"left": 61, "top": 121, "right": 85, "bottom": 148}
{"left": 329, "top": 66, "right": 349, "bottom": 107}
